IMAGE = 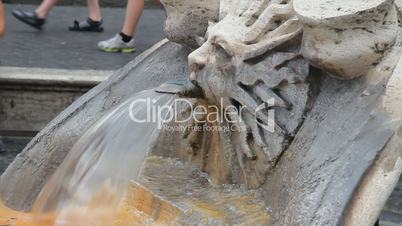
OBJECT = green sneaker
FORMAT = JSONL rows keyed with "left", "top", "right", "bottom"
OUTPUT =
{"left": 97, "top": 34, "right": 136, "bottom": 53}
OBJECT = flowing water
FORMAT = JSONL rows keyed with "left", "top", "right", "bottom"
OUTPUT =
{"left": 0, "top": 90, "right": 177, "bottom": 225}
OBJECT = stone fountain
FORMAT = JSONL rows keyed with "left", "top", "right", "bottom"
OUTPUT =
{"left": 1, "top": 0, "right": 402, "bottom": 225}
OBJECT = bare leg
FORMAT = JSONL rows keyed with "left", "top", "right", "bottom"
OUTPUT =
{"left": 35, "top": 0, "right": 58, "bottom": 19}
{"left": 121, "top": 0, "right": 144, "bottom": 36}
{"left": 97, "top": 0, "right": 142, "bottom": 52}
{"left": 87, "top": 0, "right": 102, "bottom": 21}
{"left": 36, "top": 0, "right": 101, "bottom": 21}
{"left": 0, "top": 1, "right": 5, "bottom": 37}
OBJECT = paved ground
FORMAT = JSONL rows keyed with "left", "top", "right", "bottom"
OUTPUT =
{"left": 0, "top": 4, "right": 166, "bottom": 70}
{"left": 3, "top": 0, "right": 159, "bottom": 8}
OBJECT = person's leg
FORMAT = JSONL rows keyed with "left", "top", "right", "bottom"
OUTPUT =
{"left": 13, "top": 0, "right": 103, "bottom": 31}
{"left": 121, "top": 0, "right": 144, "bottom": 37}
{"left": 98, "top": 0, "right": 144, "bottom": 52}
{"left": 36, "top": 0, "right": 102, "bottom": 21}
{"left": 68, "top": 0, "right": 103, "bottom": 32}
{"left": 35, "top": 0, "right": 58, "bottom": 19}
{"left": 0, "top": 1, "right": 5, "bottom": 37}
{"left": 86, "top": 0, "right": 102, "bottom": 22}
{"left": 12, "top": 0, "right": 55, "bottom": 30}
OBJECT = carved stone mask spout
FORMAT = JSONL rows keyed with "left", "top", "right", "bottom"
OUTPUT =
{"left": 189, "top": 0, "right": 303, "bottom": 104}
{"left": 185, "top": 0, "right": 312, "bottom": 185}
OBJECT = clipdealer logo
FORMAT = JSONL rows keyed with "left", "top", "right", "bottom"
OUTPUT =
{"left": 129, "top": 97, "right": 276, "bottom": 133}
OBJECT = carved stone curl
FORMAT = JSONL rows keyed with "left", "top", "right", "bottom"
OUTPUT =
{"left": 295, "top": 0, "right": 399, "bottom": 79}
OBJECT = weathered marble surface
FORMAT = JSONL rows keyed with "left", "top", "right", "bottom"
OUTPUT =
{"left": 160, "top": 0, "right": 219, "bottom": 48}
{"left": 296, "top": 0, "right": 398, "bottom": 79}
{"left": 2, "top": 0, "right": 402, "bottom": 225}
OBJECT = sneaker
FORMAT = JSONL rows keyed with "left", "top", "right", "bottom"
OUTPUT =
{"left": 97, "top": 34, "right": 136, "bottom": 53}
{"left": 12, "top": 9, "right": 46, "bottom": 30}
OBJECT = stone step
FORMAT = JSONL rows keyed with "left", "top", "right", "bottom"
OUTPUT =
{"left": 0, "top": 67, "right": 111, "bottom": 132}
{"left": 380, "top": 210, "right": 402, "bottom": 226}
{"left": 381, "top": 176, "right": 402, "bottom": 226}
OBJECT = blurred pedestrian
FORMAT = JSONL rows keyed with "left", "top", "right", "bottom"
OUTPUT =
{"left": 0, "top": 0, "right": 5, "bottom": 37}
{"left": 98, "top": 0, "right": 144, "bottom": 53}
{"left": 12, "top": 0, "right": 103, "bottom": 32}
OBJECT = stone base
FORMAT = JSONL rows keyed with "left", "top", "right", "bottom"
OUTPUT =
{"left": 0, "top": 67, "right": 110, "bottom": 132}
{"left": 0, "top": 156, "right": 271, "bottom": 225}
{"left": 127, "top": 156, "right": 271, "bottom": 225}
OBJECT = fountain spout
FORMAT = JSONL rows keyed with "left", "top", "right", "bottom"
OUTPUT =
{"left": 154, "top": 80, "right": 204, "bottom": 98}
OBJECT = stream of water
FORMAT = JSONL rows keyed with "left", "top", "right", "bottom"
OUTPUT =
{"left": 0, "top": 90, "right": 176, "bottom": 225}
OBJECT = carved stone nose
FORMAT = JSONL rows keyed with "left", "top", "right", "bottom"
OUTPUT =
{"left": 188, "top": 54, "right": 206, "bottom": 71}
{"left": 188, "top": 50, "right": 207, "bottom": 81}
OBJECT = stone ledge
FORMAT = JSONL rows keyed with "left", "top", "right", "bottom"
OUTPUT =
{"left": 0, "top": 67, "right": 111, "bottom": 132}
{"left": 0, "top": 67, "right": 111, "bottom": 87}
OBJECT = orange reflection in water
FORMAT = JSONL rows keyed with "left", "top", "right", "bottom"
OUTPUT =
{"left": 0, "top": 191, "right": 129, "bottom": 225}
{"left": 0, "top": 200, "right": 52, "bottom": 226}
{"left": 0, "top": 200, "right": 139, "bottom": 226}
{"left": 0, "top": 184, "right": 151, "bottom": 226}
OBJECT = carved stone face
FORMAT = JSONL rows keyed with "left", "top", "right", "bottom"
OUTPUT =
{"left": 160, "top": 0, "right": 220, "bottom": 48}
{"left": 186, "top": 0, "right": 312, "bottom": 184}
{"left": 188, "top": 0, "right": 302, "bottom": 103}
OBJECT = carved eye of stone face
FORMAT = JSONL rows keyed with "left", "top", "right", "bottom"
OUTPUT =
{"left": 214, "top": 41, "right": 233, "bottom": 59}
